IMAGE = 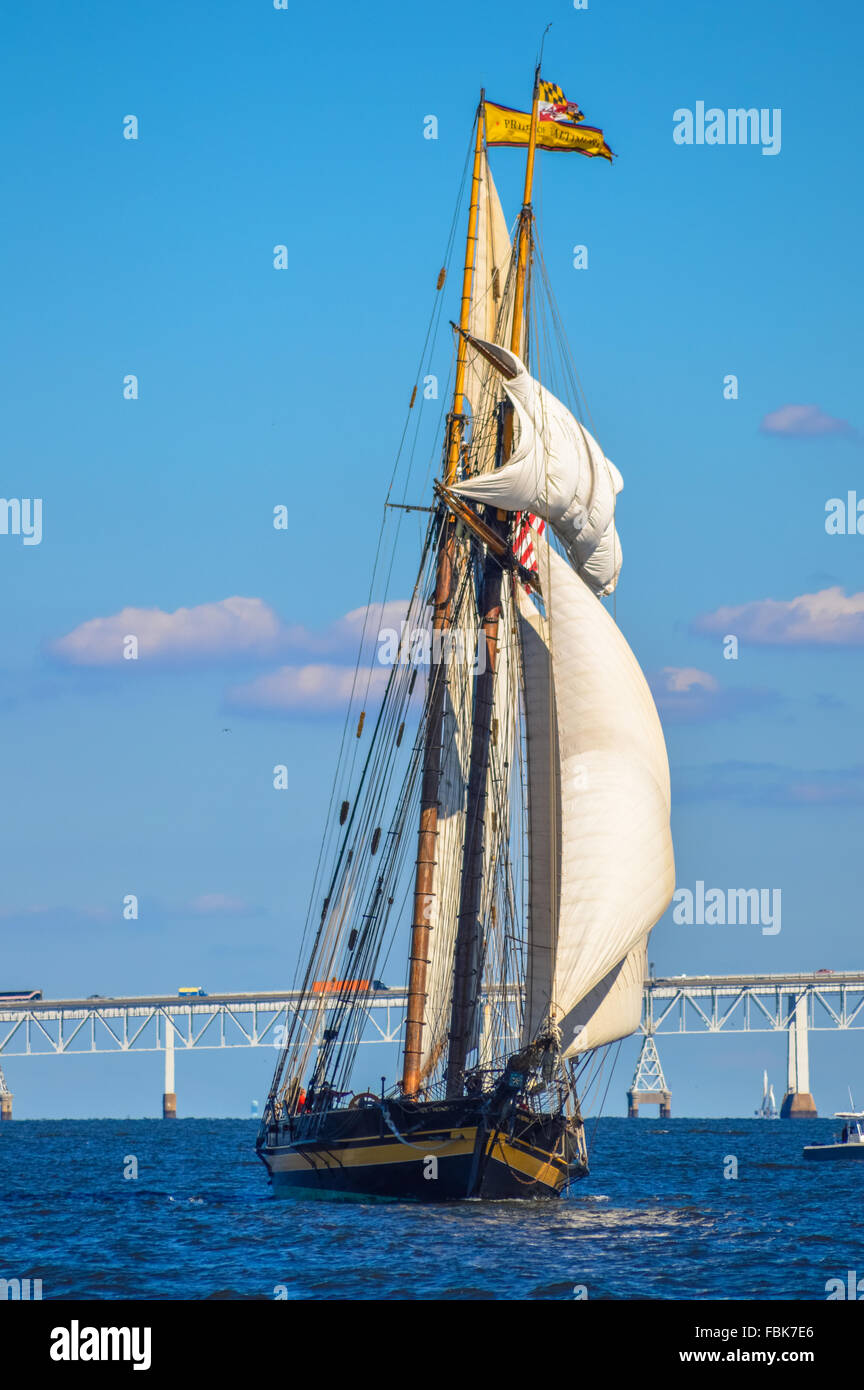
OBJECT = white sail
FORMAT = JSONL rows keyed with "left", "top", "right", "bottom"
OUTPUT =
{"left": 565, "top": 941, "right": 647, "bottom": 1054}
{"left": 454, "top": 341, "right": 623, "bottom": 596}
{"left": 419, "top": 559, "right": 478, "bottom": 1079}
{"left": 464, "top": 152, "right": 514, "bottom": 428}
{"left": 419, "top": 156, "right": 514, "bottom": 1081}
{"left": 518, "top": 541, "right": 674, "bottom": 1057}
{"left": 471, "top": 576, "right": 519, "bottom": 1065}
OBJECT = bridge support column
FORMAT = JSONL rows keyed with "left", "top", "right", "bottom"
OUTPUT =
{"left": 627, "top": 1034, "right": 671, "bottom": 1118}
{"left": 163, "top": 1021, "right": 177, "bottom": 1119}
{"left": 781, "top": 995, "right": 817, "bottom": 1117}
{"left": 0, "top": 1061, "right": 11, "bottom": 1121}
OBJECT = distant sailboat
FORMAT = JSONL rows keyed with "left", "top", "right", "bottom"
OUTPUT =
{"left": 756, "top": 1070, "right": 778, "bottom": 1119}
{"left": 256, "top": 67, "right": 674, "bottom": 1201}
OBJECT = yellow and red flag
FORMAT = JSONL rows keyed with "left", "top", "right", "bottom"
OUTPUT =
{"left": 485, "top": 78, "right": 614, "bottom": 161}
{"left": 538, "top": 79, "right": 584, "bottom": 125}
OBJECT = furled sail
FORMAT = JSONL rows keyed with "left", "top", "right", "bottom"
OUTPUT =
{"left": 518, "top": 541, "right": 674, "bottom": 1058}
{"left": 419, "top": 558, "right": 478, "bottom": 1080}
{"left": 468, "top": 575, "right": 519, "bottom": 1065}
{"left": 464, "top": 153, "right": 514, "bottom": 438}
{"left": 454, "top": 339, "right": 623, "bottom": 597}
{"left": 418, "top": 156, "right": 514, "bottom": 1082}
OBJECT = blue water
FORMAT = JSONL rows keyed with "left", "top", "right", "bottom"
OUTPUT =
{"left": 2, "top": 1117, "right": 861, "bottom": 1300}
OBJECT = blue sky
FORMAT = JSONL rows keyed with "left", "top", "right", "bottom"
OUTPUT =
{"left": 1, "top": 0, "right": 863, "bottom": 1118}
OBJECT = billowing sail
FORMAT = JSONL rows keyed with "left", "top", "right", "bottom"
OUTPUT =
{"left": 454, "top": 340, "right": 623, "bottom": 596}
{"left": 518, "top": 541, "right": 674, "bottom": 1057}
{"left": 566, "top": 941, "right": 647, "bottom": 1054}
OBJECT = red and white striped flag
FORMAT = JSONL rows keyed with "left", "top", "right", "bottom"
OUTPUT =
{"left": 512, "top": 512, "right": 545, "bottom": 590}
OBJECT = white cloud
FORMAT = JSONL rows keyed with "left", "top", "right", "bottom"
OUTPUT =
{"left": 656, "top": 667, "right": 719, "bottom": 694}
{"left": 49, "top": 596, "right": 411, "bottom": 668}
{"left": 693, "top": 587, "right": 864, "bottom": 646}
{"left": 226, "top": 663, "right": 392, "bottom": 714}
{"left": 759, "top": 403, "right": 856, "bottom": 439}
{"left": 649, "top": 667, "right": 778, "bottom": 723}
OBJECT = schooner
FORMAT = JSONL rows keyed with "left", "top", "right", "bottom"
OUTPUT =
{"left": 257, "top": 68, "right": 675, "bottom": 1200}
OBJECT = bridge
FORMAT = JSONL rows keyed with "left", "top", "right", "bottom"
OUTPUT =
{"left": 0, "top": 973, "right": 861, "bottom": 1118}
{"left": 630, "top": 971, "right": 864, "bottom": 1117}
{"left": 0, "top": 989, "right": 408, "bottom": 1120}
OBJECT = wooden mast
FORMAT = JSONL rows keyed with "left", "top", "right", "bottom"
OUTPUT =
{"left": 445, "top": 66, "right": 542, "bottom": 1098}
{"left": 401, "top": 96, "right": 487, "bottom": 1098}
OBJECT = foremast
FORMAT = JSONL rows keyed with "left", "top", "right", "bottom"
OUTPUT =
{"left": 401, "top": 96, "right": 487, "bottom": 1098}
{"left": 445, "top": 68, "right": 542, "bottom": 1098}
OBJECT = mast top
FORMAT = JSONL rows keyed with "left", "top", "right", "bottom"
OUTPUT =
{"left": 537, "top": 22, "right": 552, "bottom": 71}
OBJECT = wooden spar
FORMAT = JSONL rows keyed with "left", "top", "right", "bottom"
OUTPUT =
{"left": 444, "top": 519, "right": 506, "bottom": 1100}
{"left": 448, "top": 91, "right": 487, "bottom": 483}
{"left": 435, "top": 482, "right": 541, "bottom": 592}
{"left": 401, "top": 97, "right": 486, "bottom": 1098}
{"left": 510, "top": 65, "right": 541, "bottom": 361}
{"left": 445, "top": 67, "right": 541, "bottom": 1099}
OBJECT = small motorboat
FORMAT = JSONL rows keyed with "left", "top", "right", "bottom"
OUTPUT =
{"left": 803, "top": 1111, "right": 864, "bottom": 1161}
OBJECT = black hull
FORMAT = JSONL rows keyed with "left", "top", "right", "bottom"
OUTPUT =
{"left": 257, "top": 1096, "right": 587, "bottom": 1202}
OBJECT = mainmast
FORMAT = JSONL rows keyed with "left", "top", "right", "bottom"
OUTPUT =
{"left": 401, "top": 97, "right": 487, "bottom": 1098}
{"left": 445, "top": 68, "right": 542, "bottom": 1097}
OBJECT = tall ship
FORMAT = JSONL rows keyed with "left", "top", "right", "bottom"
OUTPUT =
{"left": 257, "top": 65, "right": 675, "bottom": 1200}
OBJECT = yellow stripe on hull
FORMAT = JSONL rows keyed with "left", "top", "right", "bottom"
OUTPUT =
{"left": 486, "top": 1133, "right": 567, "bottom": 1189}
{"left": 269, "top": 1129, "right": 477, "bottom": 1173}
{"left": 267, "top": 1125, "right": 569, "bottom": 1194}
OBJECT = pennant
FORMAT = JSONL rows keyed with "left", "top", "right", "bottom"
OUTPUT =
{"left": 485, "top": 100, "right": 614, "bottom": 161}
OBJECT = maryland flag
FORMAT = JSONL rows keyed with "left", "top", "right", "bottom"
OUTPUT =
{"left": 485, "top": 77, "right": 614, "bottom": 161}
{"left": 538, "top": 79, "right": 584, "bottom": 125}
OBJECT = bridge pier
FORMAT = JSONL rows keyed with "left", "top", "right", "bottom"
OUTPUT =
{"left": 627, "top": 1034, "right": 671, "bottom": 1117}
{"left": 162, "top": 1020, "right": 177, "bottom": 1119}
{"left": 780, "top": 995, "right": 817, "bottom": 1117}
{"left": 0, "top": 1061, "right": 11, "bottom": 1121}
{"left": 627, "top": 1091, "right": 671, "bottom": 1118}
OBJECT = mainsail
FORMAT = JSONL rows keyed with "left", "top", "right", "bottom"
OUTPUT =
{"left": 454, "top": 341, "right": 623, "bottom": 597}
{"left": 517, "top": 541, "right": 675, "bottom": 1057}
